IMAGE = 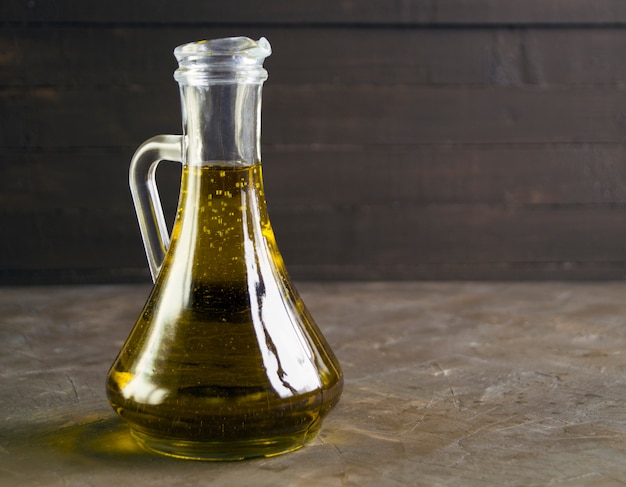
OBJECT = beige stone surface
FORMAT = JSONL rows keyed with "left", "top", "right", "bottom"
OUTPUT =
{"left": 2, "top": 282, "right": 626, "bottom": 486}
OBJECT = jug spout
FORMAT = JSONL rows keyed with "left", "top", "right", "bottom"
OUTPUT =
{"left": 174, "top": 36, "right": 272, "bottom": 85}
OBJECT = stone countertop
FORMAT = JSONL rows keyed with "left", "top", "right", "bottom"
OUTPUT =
{"left": 2, "top": 282, "right": 626, "bottom": 486}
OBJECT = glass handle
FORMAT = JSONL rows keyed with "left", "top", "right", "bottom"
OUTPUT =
{"left": 129, "top": 135, "right": 183, "bottom": 282}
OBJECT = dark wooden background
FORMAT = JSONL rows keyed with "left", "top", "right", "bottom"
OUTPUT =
{"left": 3, "top": 1, "right": 626, "bottom": 284}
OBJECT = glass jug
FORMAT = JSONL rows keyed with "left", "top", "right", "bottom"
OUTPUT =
{"left": 106, "top": 37, "right": 343, "bottom": 460}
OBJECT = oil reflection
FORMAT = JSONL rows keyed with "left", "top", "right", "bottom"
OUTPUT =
{"left": 1, "top": 414, "right": 177, "bottom": 485}
{"left": 39, "top": 415, "right": 153, "bottom": 462}
{"left": 3, "top": 413, "right": 275, "bottom": 485}
{"left": 241, "top": 189, "right": 322, "bottom": 399}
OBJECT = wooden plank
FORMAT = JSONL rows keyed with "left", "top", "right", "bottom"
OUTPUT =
{"left": 0, "top": 267, "right": 150, "bottom": 285}
{"left": 349, "top": 205, "right": 626, "bottom": 265}
{"left": 5, "top": 144, "right": 626, "bottom": 212}
{"left": 3, "top": 85, "right": 626, "bottom": 149}
{"left": 4, "top": 27, "right": 626, "bottom": 88}
{"left": 3, "top": 260, "right": 626, "bottom": 284}
{"left": 429, "top": 0, "right": 626, "bottom": 25}
{"left": 282, "top": 261, "right": 626, "bottom": 281}
{"left": 523, "top": 29, "right": 626, "bottom": 86}
{"left": 0, "top": 27, "right": 493, "bottom": 87}
{"left": 262, "top": 85, "right": 626, "bottom": 146}
{"left": 0, "top": 210, "right": 145, "bottom": 270}
{"left": 269, "top": 204, "right": 626, "bottom": 279}
{"left": 0, "top": 86, "right": 181, "bottom": 149}
{"left": 262, "top": 144, "right": 626, "bottom": 208}
{"left": 3, "top": 204, "right": 626, "bottom": 281}
{"left": 0, "top": 150, "right": 182, "bottom": 213}
{"left": 2, "top": 0, "right": 626, "bottom": 25}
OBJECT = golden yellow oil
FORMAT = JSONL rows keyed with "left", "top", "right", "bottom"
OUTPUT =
{"left": 106, "top": 163, "right": 342, "bottom": 460}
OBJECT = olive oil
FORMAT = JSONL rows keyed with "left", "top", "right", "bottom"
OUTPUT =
{"left": 107, "top": 163, "right": 343, "bottom": 460}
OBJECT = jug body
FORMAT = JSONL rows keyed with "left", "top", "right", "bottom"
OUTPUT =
{"left": 106, "top": 37, "right": 342, "bottom": 460}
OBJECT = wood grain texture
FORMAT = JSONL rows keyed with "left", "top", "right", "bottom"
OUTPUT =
{"left": 3, "top": 85, "right": 626, "bottom": 148}
{"left": 2, "top": 2, "right": 626, "bottom": 283}
{"left": 3, "top": 0, "right": 626, "bottom": 25}
{"left": 4, "top": 27, "right": 626, "bottom": 88}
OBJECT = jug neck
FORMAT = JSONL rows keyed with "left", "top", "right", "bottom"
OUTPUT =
{"left": 179, "top": 83, "right": 264, "bottom": 166}
{"left": 173, "top": 37, "right": 271, "bottom": 167}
